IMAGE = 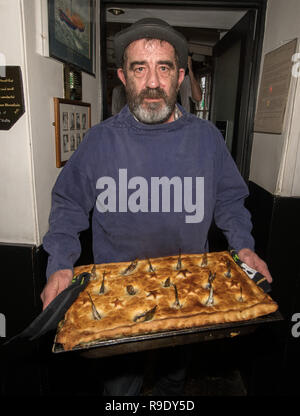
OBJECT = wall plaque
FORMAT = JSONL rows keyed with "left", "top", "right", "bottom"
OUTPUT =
{"left": 254, "top": 39, "right": 297, "bottom": 134}
{"left": 0, "top": 66, "right": 25, "bottom": 130}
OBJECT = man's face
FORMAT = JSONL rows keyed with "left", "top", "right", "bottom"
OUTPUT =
{"left": 117, "top": 39, "right": 185, "bottom": 124}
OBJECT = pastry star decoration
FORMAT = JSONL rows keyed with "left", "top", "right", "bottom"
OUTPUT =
{"left": 146, "top": 290, "right": 160, "bottom": 299}
{"left": 111, "top": 298, "right": 124, "bottom": 308}
{"left": 229, "top": 280, "right": 240, "bottom": 289}
{"left": 176, "top": 269, "right": 191, "bottom": 277}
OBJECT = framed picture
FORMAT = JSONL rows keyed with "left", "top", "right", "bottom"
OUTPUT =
{"left": 48, "top": 0, "right": 95, "bottom": 75}
{"left": 54, "top": 97, "right": 91, "bottom": 167}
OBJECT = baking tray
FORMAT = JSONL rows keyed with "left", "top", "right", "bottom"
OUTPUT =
{"left": 52, "top": 310, "right": 283, "bottom": 358}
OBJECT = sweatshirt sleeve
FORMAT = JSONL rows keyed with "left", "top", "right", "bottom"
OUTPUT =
{"left": 43, "top": 162, "right": 96, "bottom": 279}
{"left": 212, "top": 127, "right": 255, "bottom": 252}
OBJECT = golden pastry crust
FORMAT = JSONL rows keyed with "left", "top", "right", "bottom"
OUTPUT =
{"left": 56, "top": 251, "right": 278, "bottom": 351}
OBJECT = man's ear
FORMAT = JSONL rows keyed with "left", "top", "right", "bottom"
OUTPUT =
{"left": 177, "top": 68, "right": 185, "bottom": 88}
{"left": 117, "top": 68, "right": 127, "bottom": 87}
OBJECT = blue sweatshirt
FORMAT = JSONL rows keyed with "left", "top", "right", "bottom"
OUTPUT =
{"left": 43, "top": 105, "right": 254, "bottom": 278}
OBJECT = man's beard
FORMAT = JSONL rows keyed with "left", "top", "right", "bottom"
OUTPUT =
{"left": 125, "top": 81, "right": 179, "bottom": 124}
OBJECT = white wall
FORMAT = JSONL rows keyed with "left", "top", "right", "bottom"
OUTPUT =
{"left": 250, "top": 0, "right": 300, "bottom": 197}
{"left": 0, "top": 0, "right": 102, "bottom": 246}
{"left": 0, "top": 0, "right": 36, "bottom": 244}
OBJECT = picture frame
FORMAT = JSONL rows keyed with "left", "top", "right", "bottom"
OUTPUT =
{"left": 48, "top": 0, "right": 95, "bottom": 75}
{"left": 54, "top": 97, "right": 91, "bottom": 167}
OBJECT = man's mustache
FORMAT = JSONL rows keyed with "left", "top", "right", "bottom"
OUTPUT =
{"left": 138, "top": 87, "right": 167, "bottom": 100}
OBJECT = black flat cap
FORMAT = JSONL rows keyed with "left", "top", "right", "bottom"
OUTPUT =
{"left": 114, "top": 18, "right": 188, "bottom": 69}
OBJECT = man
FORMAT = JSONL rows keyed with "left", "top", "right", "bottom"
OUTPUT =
{"left": 179, "top": 54, "right": 203, "bottom": 113}
{"left": 41, "top": 18, "right": 272, "bottom": 395}
{"left": 111, "top": 83, "right": 127, "bottom": 115}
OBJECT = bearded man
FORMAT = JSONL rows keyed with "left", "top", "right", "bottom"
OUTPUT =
{"left": 41, "top": 18, "right": 272, "bottom": 395}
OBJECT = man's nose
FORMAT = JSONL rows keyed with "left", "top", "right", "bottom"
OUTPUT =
{"left": 146, "top": 68, "right": 160, "bottom": 88}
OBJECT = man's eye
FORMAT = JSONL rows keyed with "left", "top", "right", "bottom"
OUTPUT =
{"left": 160, "top": 66, "right": 169, "bottom": 72}
{"left": 135, "top": 67, "right": 145, "bottom": 74}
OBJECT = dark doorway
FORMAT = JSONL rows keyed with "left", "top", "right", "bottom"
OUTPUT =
{"left": 211, "top": 10, "right": 258, "bottom": 175}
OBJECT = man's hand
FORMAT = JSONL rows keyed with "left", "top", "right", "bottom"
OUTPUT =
{"left": 238, "top": 248, "right": 273, "bottom": 283}
{"left": 40, "top": 269, "right": 73, "bottom": 310}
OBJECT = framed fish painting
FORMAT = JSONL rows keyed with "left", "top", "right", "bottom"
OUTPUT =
{"left": 48, "top": 0, "right": 95, "bottom": 75}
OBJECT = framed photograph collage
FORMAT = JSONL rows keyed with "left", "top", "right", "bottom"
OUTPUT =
{"left": 54, "top": 97, "right": 91, "bottom": 167}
